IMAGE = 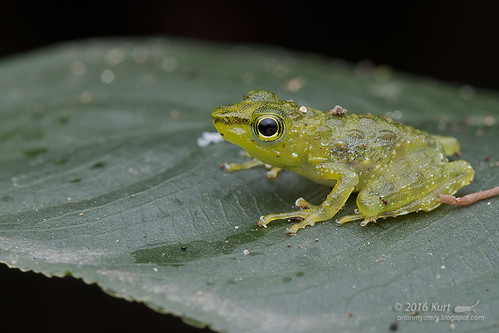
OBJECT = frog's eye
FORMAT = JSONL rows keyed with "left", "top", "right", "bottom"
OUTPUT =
{"left": 253, "top": 115, "right": 285, "bottom": 141}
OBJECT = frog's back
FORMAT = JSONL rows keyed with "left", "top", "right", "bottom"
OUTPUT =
{"left": 324, "top": 114, "right": 404, "bottom": 164}
{"left": 321, "top": 113, "right": 449, "bottom": 185}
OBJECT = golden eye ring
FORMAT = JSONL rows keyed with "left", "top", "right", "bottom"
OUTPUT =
{"left": 253, "top": 115, "right": 284, "bottom": 141}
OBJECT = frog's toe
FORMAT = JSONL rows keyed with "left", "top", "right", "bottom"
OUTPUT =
{"left": 258, "top": 209, "right": 308, "bottom": 229}
{"left": 336, "top": 213, "right": 364, "bottom": 225}
{"left": 220, "top": 162, "right": 232, "bottom": 172}
{"left": 295, "top": 198, "right": 315, "bottom": 209}
{"left": 336, "top": 214, "right": 377, "bottom": 226}
{"left": 360, "top": 217, "right": 377, "bottom": 227}
{"left": 286, "top": 218, "right": 315, "bottom": 235}
{"left": 266, "top": 167, "right": 282, "bottom": 179}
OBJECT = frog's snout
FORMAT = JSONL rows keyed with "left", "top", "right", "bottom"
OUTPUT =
{"left": 212, "top": 106, "right": 250, "bottom": 127}
{"left": 212, "top": 110, "right": 231, "bottom": 134}
{"left": 212, "top": 105, "right": 253, "bottom": 146}
{"left": 211, "top": 109, "right": 228, "bottom": 125}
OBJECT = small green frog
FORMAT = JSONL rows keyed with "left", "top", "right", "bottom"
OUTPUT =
{"left": 212, "top": 90, "right": 474, "bottom": 234}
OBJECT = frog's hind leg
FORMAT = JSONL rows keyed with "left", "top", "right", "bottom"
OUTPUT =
{"left": 340, "top": 149, "right": 474, "bottom": 225}
{"left": 433, "top": 135, "right": 460, "bottom": 156}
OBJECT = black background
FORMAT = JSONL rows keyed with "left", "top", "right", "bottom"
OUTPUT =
{"left": 0, "top": 1, "right": 498, "bottom": 332}
{"left": 2, "top": 1, "right": 499, "bottom": 89}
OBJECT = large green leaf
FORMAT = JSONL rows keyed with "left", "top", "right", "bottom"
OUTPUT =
{"left": 1, "top": 38, "right": 498, "bottom": 332}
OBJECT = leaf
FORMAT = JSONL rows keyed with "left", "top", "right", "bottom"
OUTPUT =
{"left": 1, "top": 38, "right": 498, "bottom": 333}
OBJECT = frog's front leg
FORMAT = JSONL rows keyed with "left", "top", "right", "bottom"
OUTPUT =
{"left": 258, "top": 163, "right": 359, "bottom": 234}
{"left": 221, "top": 158, "right": 264, "bottom": 172}
{"left": 222, "top": 154, "right": 282, "bottom": 179}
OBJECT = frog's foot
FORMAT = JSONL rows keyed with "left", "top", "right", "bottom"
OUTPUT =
{"left": 258, "top": 208, "right": 322, "bottom": 234}
{"left": 258, "top": 205, "right": 334, "bottom": 235}
{"left": 286, "top": 217, "right": 316, "bottom": 234}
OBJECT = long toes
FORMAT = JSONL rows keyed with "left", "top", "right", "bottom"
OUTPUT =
{"left": 286, "top": 218, "right": 315, "bottom": 235}
{"left": 295, "top": 198, "right": 313, "bottom": 209}
{"left": 360, "top": 217, "right": 376, "bottom": 226}
{"left": 336, "top": 214, "right": 364, "bottom": 225}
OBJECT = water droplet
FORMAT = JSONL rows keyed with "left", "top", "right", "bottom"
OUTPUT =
{"left": 100, "top": 69, "right": 115, "bottom": 83}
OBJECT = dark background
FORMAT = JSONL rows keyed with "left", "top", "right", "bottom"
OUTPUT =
{"left": 1, "top": 1, "right": 499, "bottom": 90}
{"left": 0, "top": 1, "right": 498, "bottom": 332}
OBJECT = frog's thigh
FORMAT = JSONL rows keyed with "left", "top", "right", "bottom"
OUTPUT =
{"left": 356, "top": 153, "right": 474, "bottom": 219}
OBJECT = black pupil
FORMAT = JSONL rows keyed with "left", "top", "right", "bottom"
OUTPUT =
{"left": 258, "top": 118, "right": 278, "bottom": 137}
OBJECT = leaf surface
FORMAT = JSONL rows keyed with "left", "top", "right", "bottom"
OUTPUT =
{"left": 1, "top": 38, "right": 498, "bottom": 333}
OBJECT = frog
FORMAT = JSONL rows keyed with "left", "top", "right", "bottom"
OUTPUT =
{"left": 212, "top": 89, "right": 475, "bottom": 234}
